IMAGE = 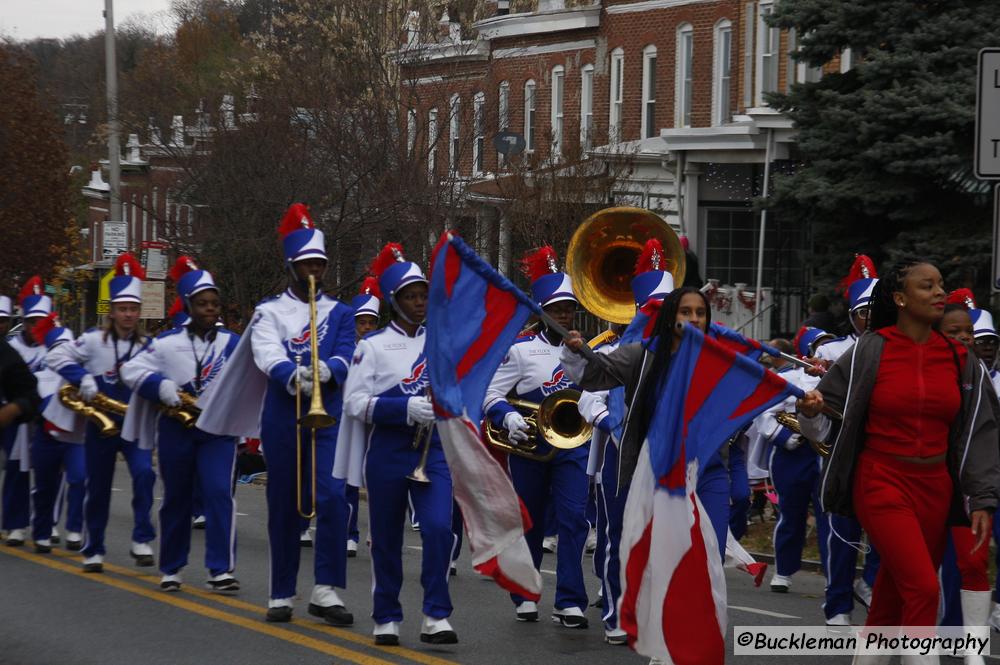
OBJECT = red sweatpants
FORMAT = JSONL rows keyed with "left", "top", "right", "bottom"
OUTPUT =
{"left": 852, "top": 449, "right": 952, "bottom": 627}
{"left": 951, "top": 525, "right": 990, "bottom": 591}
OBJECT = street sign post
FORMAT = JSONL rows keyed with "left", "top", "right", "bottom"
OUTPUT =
{"left": 102, "top": 220, "right": 127, "bottom": 260}
{"left": 140, "top": 280, "right": 165, "bottom": 320}
{"left": 993, "top": 185, "right": 1000, "bottom": 292}
{"left": 975, "top": 48, "right": 1000, "bottom": 179}
{"left": 140, "top": 240, "right": 170, "bottom": 279}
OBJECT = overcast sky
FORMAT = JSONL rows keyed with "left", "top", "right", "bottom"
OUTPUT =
{"left": 0, "top": 1, "right": 175, "bottom": 41}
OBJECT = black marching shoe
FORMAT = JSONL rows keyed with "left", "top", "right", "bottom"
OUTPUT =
{"left": 160, "top": 575, "right": 182, "bottom": 592}
{"left": 420, "top": 617, "right": 458, "bottom": 645}
{"left": 34, "top": 540, "right": 52, "bottom": 554}
{"left": 308, "top": 603, "right": 354, "bottom": 627}
{"left": 82, "top": 555, "right": 104, "bottom": 573}
{"left": 551, "top": 607, "right": 589, "bottom": 629}
{"left": 515, "top": 601, "right": 538, "bottom": 622}
{"left": 206, "top": 574, "right": 240, "bottom": 593}
{"left": 5, "top": 529, "right": 25, "bottom": 547}
{"left": 129, "top": 542, "right": 154, "bottom": 567}
{"left": 373, "top": 622, "right": 400, "bottom": 646}
{"left": 266, "top": 606, "right": 293, "bottom": 623}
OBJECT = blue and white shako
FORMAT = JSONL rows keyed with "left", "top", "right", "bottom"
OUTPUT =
{"left": 109, "top": 253, "right": 145, "bottom": 304}
{"left": 169, "top": 255, "right": 217, "bottom": 304}
{"left": 370, "top": 243, "right": 427, "bottom": 323}
{"left": 0, "top": 295, "right": 12, "bottom": 318}
{"left": 278, "top": 203, "right": 326, "bottom": 264}
{"left": 842, "top": 254, "right": 878, "bottom": 312}
{"left": 520, "top": 245, "right": 575, "bottom": 308}
{"left": 351, "top": 276, "right": 381, "bottom": 319}
{"left": 631, "top": 238, "right": 675, "bottom": 306}
{"left": 793, "top": 326, "right": 834, "bottom": 358}
{"left": 18, "top": 275, "right": 53, "bottom": 319}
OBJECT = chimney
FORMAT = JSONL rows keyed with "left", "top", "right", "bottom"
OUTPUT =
{"left": 405, "top": 10, "right": 420, "bottom": 48}
{"left": 538, "top": 0, "right": 565, "bottom": 10}
{"left": 437, "top": 9, "right": 451, "bottom": 40}
{"left": 497, "top": 0, "right": 510, "bottom": 15}
{"left": 126, "top": 133, "right": 141, "bottom": 162}
{"left": 171, "top": 115, "right": 184, "bottom": 146}
{"left": 220, "top": 95, "right": 236, "bottom": 130}
{"left": 148, "top": 117, "right": 162, "bottom": 146}
{"left": 87, "top": 167, "right": 109, "bottom": 191}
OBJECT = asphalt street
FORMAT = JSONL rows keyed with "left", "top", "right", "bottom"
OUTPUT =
{"left": 1, "top": 462, "right": 981, "bottom": 665}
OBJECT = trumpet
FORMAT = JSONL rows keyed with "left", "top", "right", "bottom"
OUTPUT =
{"left": 483, "top": 389, "right": 593, "bottom": 462}
{"left": 58, "top": 384, "right": 125, "bottom": 437}
{"left": 774, "top": 411, "right": 831, "bottom": 457}
{"left": 408, "top": 389, "right": 434, "bottom": 485}
{"left": 294, "top": 274, "right": 336, "bottom": 519}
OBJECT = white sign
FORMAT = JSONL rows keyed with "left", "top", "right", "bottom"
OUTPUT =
{"left": 993, "top": 185, "right": 1000, "bottom": 292}
{"left": 102, "top": 221, "right": 127, "bottom": 259}
{"left": 975, "top": 48, "right": 1000, "bottom": 179}
{"left": 140, "top": 281, "right": 165, "bottom": 320}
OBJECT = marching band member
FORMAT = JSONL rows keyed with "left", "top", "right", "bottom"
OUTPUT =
{"left": 580, "top": 239, "right": 673, "bottom": 645}
{"left": 0, "top": 295, "right": 11, "bottom": 337}
{"left": 28, "top": 314, "right": 84, "bottom": 553}
{"left": 198, "top": 203, "right": 354, "bottom": 625}
{"left": 48, "top": 254, "right": 156, "bottom": 572}
{"left": 798, "top": 261, "right": 1000, "bottom": 656}
{"left": 343, "top": 275, "right": 383, "bottom": 559}
{"left": 763, "top": 327, "right": 832, "bottom": 595}
{"left": 484, "top": 246, "right": 590, "bottom": 628}
{"left": 2, "top": 277, "right": 51, "bottom": 546}
{"left": 119, "top": 258, "right": 240, "bottom": 592}
{"left": 814, "top": 255, "right": 881, "bottom": 624}
{"left": 335, "top": 243, "right": 458, "bottom": 646}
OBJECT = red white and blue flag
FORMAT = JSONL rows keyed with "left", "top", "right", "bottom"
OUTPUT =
{"left": 425, "top": 231, "right": 543, "bottom": 600}
{"left": 619, "top": 324, "right": 803, "bottom": 664}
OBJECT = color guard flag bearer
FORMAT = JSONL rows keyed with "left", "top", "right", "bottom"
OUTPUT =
{"left": 423, "top": 232, "right": 543, "bottom": 601}
{"left": 2, "top": 276, "right": 52, "bottom": 546}
{"left": 120, "top": 257, "right": 240, "bottom": 593}
{"left": 617, "top": 324, "right": 803, "bottom": 664}
{"left": 47, "top": 254, "right": 157, "bottom": 573}
{"left": 198, "top": 203, "right": 355, "bottom": 625}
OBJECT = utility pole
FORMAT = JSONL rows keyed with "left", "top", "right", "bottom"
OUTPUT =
{"left": 105, "top": 0, "right": 121, "bottom": 224}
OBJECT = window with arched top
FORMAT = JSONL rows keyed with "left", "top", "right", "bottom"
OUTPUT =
{"left": 713, "top": 19, "right": 733, "bottom": 126}
{"left": 551, "top": 65, "right": 565, "bottom": 159}
{"left": 641, "top": 45, "right": 658, "bottom": 138}
{"left": 609, "top": 48, "right": 625, "bottom": 141}
{"left": 675, "top": 26, "right": 694, "bottom": 127}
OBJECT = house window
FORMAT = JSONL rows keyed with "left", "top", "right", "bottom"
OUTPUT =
{"left": 743, "top": 2, "right": 755, "bottom": 107}
{"left": 580, "top": 64, "right": 594, "bottom": 151}
{"left": 755, "top": 1, "right": 779, "bottom": 105}
{"left": 704, "top": 207, "right": 806, "bottom": 288}
{"left": 840, "top": 47, "right": 853, "bottom": 73}
{"left": 473, "top": 92, "right": 485, "bottom": 174}
{"left": 524, "top": 79, "right": 536, "bottom": 152}
{"left": 791, "top": 29, "right": 823, "bottom": 85}
{"left": 427, "top": 107, "right": 438, "bottom": 178}
{"left": 675, "top": 28, "right": 693, "bottom": 128}
{"left": 407, "top": 108, "right": 417, "bottom": 156}
{"left": 642, "top": 45, "right": 658, "bottom": 137}
{"left": 609, "top": 47, "right": 624, "bottom": 141}
{"left": 551, "top": 65, "right": 564, "bottom": 159}
{"left": 449, "top": 94, "right": 460, "bottom": 173}
{"left": 498, "top": 81, "right": 510, "bottom": 131}
{"left": 713, "top": 20, "right": 733, "bottom": 125}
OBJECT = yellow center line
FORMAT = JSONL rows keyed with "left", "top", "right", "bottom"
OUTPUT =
{"left": 0, "top": 546, "right": 434, "bottom": 665}
{"left": 40, "top": 548, "right": 461, "bottom": 665}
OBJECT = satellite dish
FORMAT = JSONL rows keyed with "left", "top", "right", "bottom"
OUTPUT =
{"left": 493, "top": 130, "right": 526, "bottom": 157}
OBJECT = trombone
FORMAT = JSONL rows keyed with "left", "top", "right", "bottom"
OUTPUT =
{"left": 295, "top": 274, "right": 337, "bottom": 519}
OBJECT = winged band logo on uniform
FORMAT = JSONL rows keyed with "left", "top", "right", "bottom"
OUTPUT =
{"left": 399, "top": 355, "right": 429, "bottom": 396}
{"left": 197, "top": 353, "right": 223, "bottom": 394}
{"left": 540, "top": 366, "right": 570, "bottom": 396}
{"left": 103, "top": 369, "right": 120, "bottom": 385}
{"left": 286, "top": 317, "right": 329, "bottom": 355}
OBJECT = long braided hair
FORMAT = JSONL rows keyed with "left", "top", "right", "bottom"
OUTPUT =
{"left": 868, "top": 258, "right": 924, "bottom": 332}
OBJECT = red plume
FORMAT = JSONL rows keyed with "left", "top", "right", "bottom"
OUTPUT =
{"left": 167, "top": 297, "right": 185, "bottom": 319}
{"left": 114, "top": 252, "right": 146, "bottom": 280}
{"left": 168, "top": 255, "right": 199, "bottom": 283}
{"left": 792, "top": 326, "right": 809, "bottom": 359}
{"left": 358, "top": 275, "right": 382, "bottom": 299}
{"left": 18, "top": 276, "right": 43, "bottom": 305}
{"left": 634, "top": 238, "right": 665, "bottom": 275}
{"left": 31, "top": 312, "right": 59, "bottom": 346}
{"left": 369, "top": 242, "right": 405, "bottom": 278}
{"left": 277, "top": 203, "right": 314, "bottom": 239}
{"left": 947, "top": 288, "right": 976, "bottom": 309}
{"left": 838, "top": 254, "right": 877, "bottom": 298}
{"left": 520, "top": 245, "right": 559, "bottom": 282}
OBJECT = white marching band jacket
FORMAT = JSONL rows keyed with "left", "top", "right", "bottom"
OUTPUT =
{"left": 5, "top": 336, "right": 49, "bottom": 470}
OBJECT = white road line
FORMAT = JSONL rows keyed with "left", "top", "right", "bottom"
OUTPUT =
{"left": 236, "top": 512, "right": 248, "bottom": 517}
{"left": 540, "top": 569, "right": 557, "bottom": 575}
{"left": 406, "top": 545, "right": 423, "bottom": 551}
{"left": 728, "top": 605, "right": 800, "bottom": 619}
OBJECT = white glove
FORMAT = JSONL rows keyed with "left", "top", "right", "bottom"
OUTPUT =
{"left": 503, "top": 411, "right": 530, "bottom": 443}
{"left": 79, "top": 374, "right": 98, "bottom": 402}
{"left": 158, "top": 379, "right": 181, "bottom": 407}
{"left": 407, "top": 396, "right": 435, "bottom": 426}
{"left": 784, "top": 436, "right": 803, "bottom": 452}
{"left": 286, "top": 366, "right": 313, "bottom": 397}
{"left": 316, "top": 362, "right": 332, "bottom": 384}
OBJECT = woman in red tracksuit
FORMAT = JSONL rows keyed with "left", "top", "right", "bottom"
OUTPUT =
{"left": 798, "top": 261, "right": 1000, "bottom": 646}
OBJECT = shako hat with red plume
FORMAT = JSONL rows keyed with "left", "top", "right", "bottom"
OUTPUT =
{"left": 793, "top": 326, "right": 834, "bottom": 359}
{"left": 520, "top": 245, "right": 575, "bottom": 307}
{"left": 840, "top": 254, "right": 878, "bottom": 312}
{"left": 167, "top": 296, "right": 190, "bottom": 328}
{"left": 169, "top": 255, "right": 217, "bottom": 303}
{"left": 948, "top": 288, "right": 998, "bottom": 340}
{"left": 631, "top": 238, "right": 675, "bottom": 306}
{"left": 370, "top": 243, "right": 426, "bottom": 299}
{"left": 31, "top": 312, "right": 73, "bottom": 348}
{"left": 19, "top": 275, "right": 52, "bottom": 318}
{"left": 109, "top": 253, "right": 145, "bottom": 304}
{"left": 351, "top": 275, "right": 381, "bottom": 319}
{"left": 278, "top": 203, "right": 326, "bottom": 264}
